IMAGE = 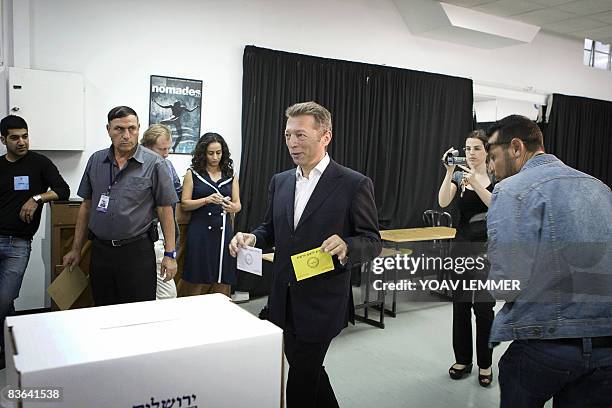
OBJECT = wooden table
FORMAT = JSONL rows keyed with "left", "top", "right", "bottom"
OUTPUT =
{"left": 379, "top": 227, "right": 456, "bottom": 317}
{"left": 380, "top": 226, "right": 456, "bottom": 243}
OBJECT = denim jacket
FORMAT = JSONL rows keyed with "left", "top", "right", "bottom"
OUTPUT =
{"left": 487, "top": 154, "right": 612, "bottom": 343}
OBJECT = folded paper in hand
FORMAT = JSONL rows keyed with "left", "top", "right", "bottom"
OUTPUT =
{"left": 237, "top": 246, "right": 263, "bottom": 276}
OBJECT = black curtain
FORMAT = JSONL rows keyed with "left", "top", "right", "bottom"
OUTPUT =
{"left": 545, "top": 93, "right": 612, "bottom": 186}
{"left": 237, "top": 45, "right": 473, "bottom": 238}
{"left": 476, "top": 121, "right": 496, "bottom": 133}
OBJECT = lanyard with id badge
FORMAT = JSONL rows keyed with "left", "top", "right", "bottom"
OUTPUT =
{"left": 97, "top": 162, "right": 121, "bottom": 213}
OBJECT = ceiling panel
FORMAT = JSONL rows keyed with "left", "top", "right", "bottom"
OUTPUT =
{"left": 543, "top": 16, "right": 609, "bottom": 33}
{"left": 530, "top": 0, "right": 576, "bottom": 6}
{"left": 582, "top": 25, "right": 612, "bottom": 39}
{"left": 564, "top": 29, "right": 598, "bottom": 39}
{"left": 474, "top": 0, "right": 545, "bottom": 17}
{"left": 441, "top": 0, "right": 497, "bottom": 6}
{"left": 433, "top": 0, "right": 612, "bottom": 44}
{"left": 590, "top": 11, "right": 612, "bottom": 24}
{"left": 512, "top": 8, "right": 577, "bottom": 25}
{"left": 557, "top": 0, "right": 612, "bottom": 15}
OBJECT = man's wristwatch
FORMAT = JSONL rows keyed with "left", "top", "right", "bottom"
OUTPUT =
{"left": 164, "top": 250, "right": 177, "bottom": 259}
{"left": 32, "top": 194, "right": 43, "bottom": 204}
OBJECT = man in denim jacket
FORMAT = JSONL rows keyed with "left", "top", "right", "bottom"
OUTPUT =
{"left": 486, "top": 115, "right": 612, "bottom": 408}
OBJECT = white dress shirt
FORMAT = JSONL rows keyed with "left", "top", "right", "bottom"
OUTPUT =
{"left": 294, "top": 153, "right": 330, "bottom": 228}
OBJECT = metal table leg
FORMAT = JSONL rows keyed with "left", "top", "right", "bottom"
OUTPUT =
{"left": 354, "top": 260, "right": 385, "bottom": 328}
{"left": 385, "top": 243, "right": 399, "bottom": 317}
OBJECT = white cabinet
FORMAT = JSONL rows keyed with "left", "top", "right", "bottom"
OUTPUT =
{"left": 9, "top": 67, "right": 85, "bottom": 151}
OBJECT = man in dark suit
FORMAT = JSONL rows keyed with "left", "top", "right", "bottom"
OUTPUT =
{"left": 230, "top": 101, "right": 381, "bottom": 408}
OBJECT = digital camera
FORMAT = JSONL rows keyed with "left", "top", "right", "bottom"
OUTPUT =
{"left": 445, "top": 149, "right": 467, "bottom": 166}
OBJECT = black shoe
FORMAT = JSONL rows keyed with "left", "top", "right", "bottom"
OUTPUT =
{"left": 478, "top": 368, "right": 493, "bottom": 387}
{"left": 449, "top": 363, "right": 473, "bottom": 379}
{"left": 0, "top": 351, "right": 5, "bottom": 370}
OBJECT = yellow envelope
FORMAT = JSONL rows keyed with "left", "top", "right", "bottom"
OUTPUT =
{"left": 291, "top": 248, "right": 335, "bottom": 281}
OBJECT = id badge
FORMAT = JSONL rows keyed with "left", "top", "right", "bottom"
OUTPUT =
{"left": 14, "top": 176, "right": 30, "bottom": 191}
{"left": 96, "top": 194, "right": 110, "bottom": 213}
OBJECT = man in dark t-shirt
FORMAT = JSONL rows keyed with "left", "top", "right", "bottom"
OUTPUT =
{"left": 0, "top": 115, "right": 70, "bottom": 366}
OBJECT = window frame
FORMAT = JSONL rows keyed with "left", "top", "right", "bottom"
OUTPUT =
{"left": 584, "top": 38, "right": 612, "bottom": 71}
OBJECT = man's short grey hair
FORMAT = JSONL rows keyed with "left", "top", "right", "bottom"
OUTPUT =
{"left": 285, "top": 101, "right": 332, "bottom": 133}
{"left": 141, "top": 123, "right": 172, "bottom": 148}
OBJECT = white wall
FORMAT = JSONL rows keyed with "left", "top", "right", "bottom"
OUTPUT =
{"left": 8, "top": 0, "right": 612, "bottom": 310}
{"left": 475, "top": 98, "right": 540, "bottom": 122}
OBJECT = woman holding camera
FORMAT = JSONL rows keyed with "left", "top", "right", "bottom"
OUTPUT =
{"left": 438, "top": 129, "right": 495, "bottom": 387}
{"left": 178, "top": 133, "right": 241, "bottom": 297}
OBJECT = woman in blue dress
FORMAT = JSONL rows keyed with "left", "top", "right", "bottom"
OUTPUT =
{"left": 178, "top": 133, "right": 241, "bottom": 297}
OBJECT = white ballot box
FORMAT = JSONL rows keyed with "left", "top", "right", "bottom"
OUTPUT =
{"left": 3, "top": 294, "right": 283, "bottom": 408}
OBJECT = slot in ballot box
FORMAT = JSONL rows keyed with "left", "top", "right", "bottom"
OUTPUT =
{"left": 3, "top": 294, "right": 283, "bottom": 408}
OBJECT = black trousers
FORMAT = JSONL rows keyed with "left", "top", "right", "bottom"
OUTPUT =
{"left": 450, "top": 237, "right": 495, "bottom": 369}
{"left": 284, "top": 297, "right": 340, "bottom": 408}
{"left": 90, "top": 238, "right": 156, "bottom": 306}
{"left": 452, "top": 284, "right": 495, "bottom": 369}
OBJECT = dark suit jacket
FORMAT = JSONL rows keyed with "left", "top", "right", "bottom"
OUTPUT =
{"left": 252, "top": 159, "right": 381, "bottom": 342}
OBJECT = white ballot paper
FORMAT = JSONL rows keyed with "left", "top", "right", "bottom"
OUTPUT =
{"left": 237, "top": 246, "right": 263, "bottom": 275}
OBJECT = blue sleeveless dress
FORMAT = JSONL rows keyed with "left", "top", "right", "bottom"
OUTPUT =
{"left": 182, "top": 168, "right": 237, "bottom": 285}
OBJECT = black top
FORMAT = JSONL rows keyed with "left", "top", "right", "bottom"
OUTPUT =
{"left": 0, "top": 151, "right": 70, "bottom": 239}
{"left": 451, "top": 170, "right": 494, "bottom": 242}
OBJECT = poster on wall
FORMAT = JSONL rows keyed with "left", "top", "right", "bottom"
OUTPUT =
{"left": 148, "top": 75, "right": 202, "bottom": 154}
